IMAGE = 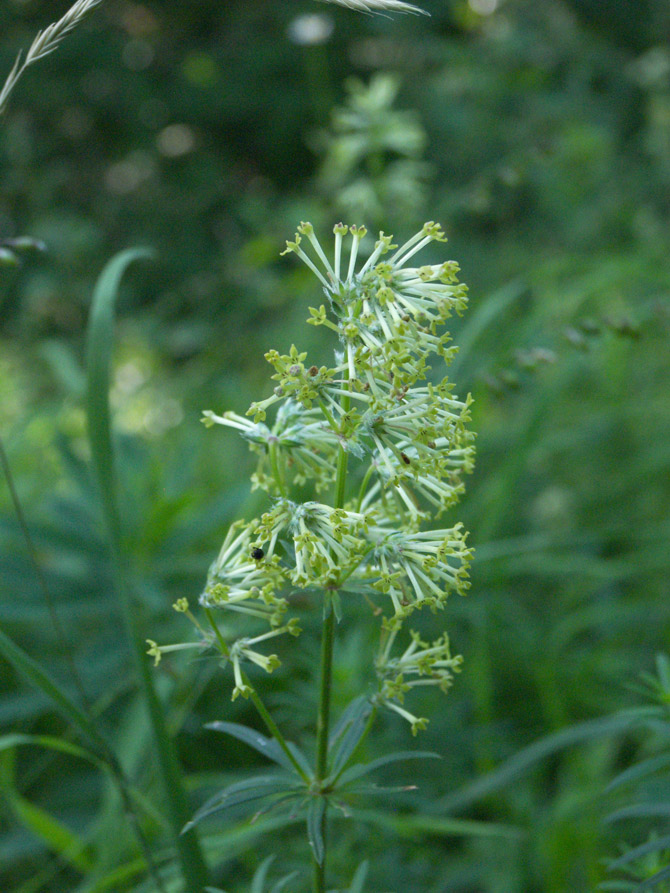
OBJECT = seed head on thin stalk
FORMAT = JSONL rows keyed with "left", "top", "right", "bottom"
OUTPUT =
{"left": 316, "top": 0, "right": 429, "bottom": 14}
{"left": 0, "top": 0, "right": 103, "bottom": 115}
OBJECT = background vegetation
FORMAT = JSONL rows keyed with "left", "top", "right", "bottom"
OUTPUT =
{"left": 1, "top": 0, "right": 670, "bottom": 890}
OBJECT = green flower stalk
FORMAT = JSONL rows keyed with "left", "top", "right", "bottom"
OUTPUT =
{"left": 149, "top": 221, "right": 475, "bottom": 887}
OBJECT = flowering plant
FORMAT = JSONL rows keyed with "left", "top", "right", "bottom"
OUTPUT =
{"left": 149, "top": 221, "right": 475, "bottom": 889}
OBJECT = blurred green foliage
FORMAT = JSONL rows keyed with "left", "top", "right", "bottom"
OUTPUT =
{"left": 1, "top": 0, "right": 670, "bottom": 890}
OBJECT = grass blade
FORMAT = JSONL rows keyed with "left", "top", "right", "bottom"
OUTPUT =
{"left": 436, "top": 712, "right": 639, "bottom": 814}
{"left": 0, "top": 732, "right": 103, "bottom": 768}
{"left": 0, "top": 627, "right": 106, "bottom": 753}
{"left": 85, "top": 249, "right": 209, "bottom": 890}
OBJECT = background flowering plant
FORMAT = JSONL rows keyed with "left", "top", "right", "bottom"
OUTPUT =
{"left": 150, "top": 221, "right": 475, "bottom": 887}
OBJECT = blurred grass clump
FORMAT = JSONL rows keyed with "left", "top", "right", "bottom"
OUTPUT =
{"left": 1, "top": 0, "right": 670, "bottom": 890}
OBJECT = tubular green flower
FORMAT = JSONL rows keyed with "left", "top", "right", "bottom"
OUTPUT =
{"left": 203, "top": 399, "right": 341, "bottom": 493}
{"left": 283, "top": 222, "right": 467, "bottom": 370}
{"left": 375, "top": 628, "right": 463, "bottom": 732}
{"left": 363, "top": 523, "right": 472, "bottom": 618}
{"left": 200, "top": 520, "right": 288, "bottom": 626}
{"left": 258, "top": 499, "right": 370, "bottom": 588}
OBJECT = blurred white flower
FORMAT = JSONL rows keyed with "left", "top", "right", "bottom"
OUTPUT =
{"left": 287, "top": 13, "right": 334, "bottom": 46}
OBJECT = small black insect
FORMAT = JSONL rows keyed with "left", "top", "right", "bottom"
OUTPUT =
{"left": 400, "top": 452, "right": 411, "bottom": 465}
{"left": 251, "top": 547, "right": 265, "bottom": 560}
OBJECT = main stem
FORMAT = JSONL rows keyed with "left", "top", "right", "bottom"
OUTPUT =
{"left": 312, "top": 437, "right": 349, "bottom": 892}
{"left": 312, "top": 605, "right": 336, "bottom": 893}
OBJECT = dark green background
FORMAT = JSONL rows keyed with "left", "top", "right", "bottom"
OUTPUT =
{"left": 1, "top": 0, "right": 670, "bottom": 890}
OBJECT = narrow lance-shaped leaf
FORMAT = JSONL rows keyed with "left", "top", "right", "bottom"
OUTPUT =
{"left": 269, "top": 870, "right": 301, "bottom": 893}
{"left": 328, "top": 696, "right": 374, "bottom": 780}
{"left": 352, "top": 808, "right": 523, "bottom": 840}
{"left": 86, "top": 248, "right": 154, "bottom": 543}
{"left": 437, "top": 712, "right": 641, "bottom": 814}
{"left": 337, "top": 750, "right": 440, "bottom": 786}
{"left": 605, "top": 753, "right": 670, "bottom": 793}
{"left": 0, "top": 733, "right": 103, "bottom": 769}
{"left": 184, "top": 775, "right": 301, "bottom": 832}
{"left": 251, "top": 855, "right": 276, "bottom": 893}
{"left": 348, "top": 860, "right": 370, "bottom": 893}
{"left": 306, "top": 796, "right": 326, "bottom": 866}
{"left": 608, "top": 835, "right": 670, "bottom": 871}
{"left": 206, "top": 721, "right": 310, "bottom": 777}
{"left": 607, "top": 803, "right": 670, "bottom": 823}
{"left": 7, "top": 790, "right": 93, "bottom": 873}
{"left": 637, "top": 865, "right": 670, "bottom": 892}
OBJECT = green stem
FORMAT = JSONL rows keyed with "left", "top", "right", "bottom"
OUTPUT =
{"left": 203, "top": 606, "right": 231, "bottom": 657}
{"left": 249, "top": 687, "right": 311, "bottom": 784}
{"left": 269, "top": 439, "right": 288, "bottom": 498}
{"left": 315, "top": 607, "right": 336, "bottom": 783}
{"left": 312, "top": 432, "right": 350, "bottom": 892}
{"left": 356, "top": 463, "right": 375, "bottom": 512}
{"left": 203, "top": 607, "right": 310, "bottom": 785}
{"left": 317, "top": 399, "right": 339, "bottom": 434}
{"left": 312, "top": 604, "right": 336, "bottom": 893}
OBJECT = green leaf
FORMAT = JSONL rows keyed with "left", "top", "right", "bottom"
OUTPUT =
{"left": 86, "top": 247, "right": 154, "bottom": 545}
{"left": 344, "top": 782, "right": 419, "bottom": 796}
{"left": 251, "top": 855, "right": 276, "bottom": 893}
{"left": 337, "top": 750, "right": 440, "bottom": 786}
{"left": 3, "top": 779, "right": 93, "bottom": 874}
{"left": 0, "top": 733, "right": 103, "bottom": 769}
{"left": 184, "top": 776, "right": 300, "bottom": 831}
{"left": 351, "top": 808, "right": 523, "bottom": 840}
{"left": 608, "top": 835, "right": 670, "bottom": 870}
{"left": 247, "top": 793, "right": 305, "bottom": 826}
{"left": 606, "top": 753, "right": 670, "bottom": 793}
{"left": 448, "top": 278, "right": 527, "bottom": 378}
{"left": 270, "top": 871, "right": 301, "bottom": 893}
{"left": 655, "top": 654, "right": 670, "bottom": 693}
{"left": 0, "top": 627, "right": 107, "bottom": 754}
{"left": 598, "top": 883, "right": 638, "bottom": 891}
{"left": 437, "top": 712, "right": 639, "bottom": 813}
{"left": 206, "top": 721, "right": 310, "bottom": 776}
{"left": 347, "top": 860, "right": 369, "bottom": 893}
{"left": 637, "top": 865, "right": 670, "bottom": 891}
{"left": 607, "top": 803, "right": 670, "bottom": 823}
{"left": 82, "top": 857, "right": 148, "bottom": 892}
{"left": 306, "top": 796, "right": 326, "bottom": 866}
{"left": 328, "top": 696, "right": 373, "bottom": 780}
{"left": 85, "top": 249, "right": 209, "bottom": 891}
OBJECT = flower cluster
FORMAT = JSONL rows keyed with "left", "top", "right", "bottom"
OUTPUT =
{"left": 375, "top": 628, "right": 463, "bottom": 735}
{"left": 367, "top": 524, "right": 472, "bottom": 622}
{"left": 150, "top": 222, "right": 474, "bottom": 729}
{"left": 203, "top": 399, "right": 340, "bottom": 493}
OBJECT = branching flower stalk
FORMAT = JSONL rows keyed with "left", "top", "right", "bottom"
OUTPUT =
{"left": 151, "top": 221, "right": 474, "bottom": 890}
